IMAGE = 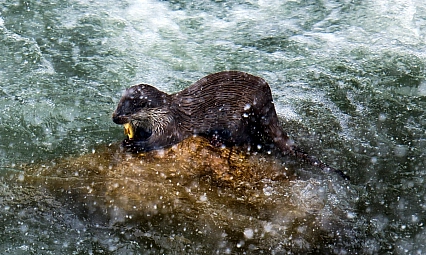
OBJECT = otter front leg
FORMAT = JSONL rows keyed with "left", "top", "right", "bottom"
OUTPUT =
{"left": 121, "top": 139, "right": 156, "bottom": 153}
{"left": 205, "top": 130, "right": 232, "bottom": 148}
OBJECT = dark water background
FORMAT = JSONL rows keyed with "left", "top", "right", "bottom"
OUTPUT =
{"left": 1, "top": 0, "right": 426, "bottom": 254}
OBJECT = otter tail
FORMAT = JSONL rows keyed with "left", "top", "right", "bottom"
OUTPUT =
{"left": 260, "top": 101, "right": 350, "bottom": 180}
{"left": 290, "top": 146, "right": 350, "bottom": 180}
{"left": 271, "top": 135, "right": 350, "bottom": 180}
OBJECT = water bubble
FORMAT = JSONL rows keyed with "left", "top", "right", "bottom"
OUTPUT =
{"left": 108, "top": 243, "right": 117, "bottom": 252}
{"left": 263, "top": 222, "right": 273, "bottom": 233}
{"left": 20, "top": 224, "right": 29, "bottom": 234}
{"left": 18, "top": 174, "right": 25, "bottom": 182}
{"left": 156, "top": 149, "right": 165, "bottom": 157}
{"left": 418, "top": 81, "right": 426, "bottom": 96}
{"left": 199, "top": 194, "right": 208, "bottom": 202}
{"left": 19, "top": 245, "right": 29, "bottom": 251}
{"left": 236, "top": 240, "right": 245, "bottom": 248}
{"left": 14, "top": 53, "right": 23, "bottom": 63}
{"left": 263, "top": 186, "right": 273, "bottom": 196}
{"left": 394, "top": 145, "right": 408, "bottom": 157}
{"left": 347, "top": 211, "right": 356, "bottom": 219}
{"left": 244, "top": 228, "right": 254, "bottom": 239}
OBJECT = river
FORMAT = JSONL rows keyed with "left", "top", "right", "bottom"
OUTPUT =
{"left": 1, "top": 0, "right": 425, "bottom": 254}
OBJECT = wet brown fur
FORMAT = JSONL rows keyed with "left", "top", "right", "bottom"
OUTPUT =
{"left": 112, "top": 71, "right": 349, "bottom": 180}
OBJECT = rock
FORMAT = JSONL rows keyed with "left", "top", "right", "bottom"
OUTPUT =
{"left": 14, "top": 136, "right": 359, "bottom": 253}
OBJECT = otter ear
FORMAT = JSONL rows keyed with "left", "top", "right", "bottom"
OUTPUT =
{"left": 120, "top": 84, "right": 154, "bottom": 108}
{"left": 124, "top": 84, "right": 149, "bottom": 98}
{"left": 115, "top": 83, "right": 169, "bottom": 114}
{"left": 135, "top": 85, "right": 169, "bottom": 108}
{"left": 112, "top": 84, "right": 150, "bottom": 123}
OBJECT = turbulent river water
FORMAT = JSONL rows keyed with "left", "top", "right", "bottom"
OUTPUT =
{"left": 1, "top": 0, "right": 426, "bottom": 254}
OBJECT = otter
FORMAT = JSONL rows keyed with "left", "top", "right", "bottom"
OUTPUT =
{"left": 112, "top": 71, "right": 349, "bottom": 180}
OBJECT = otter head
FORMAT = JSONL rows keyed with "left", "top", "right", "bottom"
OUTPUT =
{"left": 112, "top": 84, "right": 170, "bottom": 142}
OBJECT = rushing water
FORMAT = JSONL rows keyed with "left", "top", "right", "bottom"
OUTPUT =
{"left": 1, "top": 0, "right": 426, "bottom": 254}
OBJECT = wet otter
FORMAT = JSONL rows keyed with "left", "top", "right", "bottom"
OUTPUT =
{"left": 112, "top": 71, "right": 349, "bottom": 180}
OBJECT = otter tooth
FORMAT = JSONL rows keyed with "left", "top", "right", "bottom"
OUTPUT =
{"left": 124, "top": 123, "right": 134, "bottom": 139}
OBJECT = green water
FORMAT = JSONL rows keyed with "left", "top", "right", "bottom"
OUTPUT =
{"left": 1, "top": 0, "right": 426, "bottom": 254}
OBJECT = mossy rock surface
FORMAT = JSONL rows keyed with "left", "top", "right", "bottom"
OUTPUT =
{"left": 12, "top": 136, "right": 358, "bottom": 253}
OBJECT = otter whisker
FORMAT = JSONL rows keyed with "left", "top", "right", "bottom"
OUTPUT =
{"left": 145, "top": 108, "right": 173, "bottom": 137}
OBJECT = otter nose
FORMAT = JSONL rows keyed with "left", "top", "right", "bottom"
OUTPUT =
{"left": 112, "top": 113, "right": 130, "bottom": 124}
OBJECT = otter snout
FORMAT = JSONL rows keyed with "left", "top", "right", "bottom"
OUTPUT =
{"left": 112, "top": 113, "right": 130, "bottom": 125}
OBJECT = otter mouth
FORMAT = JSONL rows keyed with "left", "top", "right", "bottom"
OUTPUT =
{"left": 120, "top": 121, "right": 152, "bottom": 141}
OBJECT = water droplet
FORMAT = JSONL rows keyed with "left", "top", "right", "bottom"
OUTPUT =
{"left": 236, "top": 240, "right": 245, "bottom": 248}
{"left": 263, "top": 186, "right": 273, "bottom": 196}
{"left": 394, "top": 145, "right": 408, "bottom": 157}
{"left": 244, "top": 228, "right": 254, "bottom": 239}
{"left": 18, "top": 174, "right": 25, "bottom": 182}
{"left": 199, "top": 194, "right": 208, "bottom": 202}
{"left": 263, "top": 222, "right": 273, "bottom": 233}
{"left": 347, "top": 212, "right": 356, "bottom": 219}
